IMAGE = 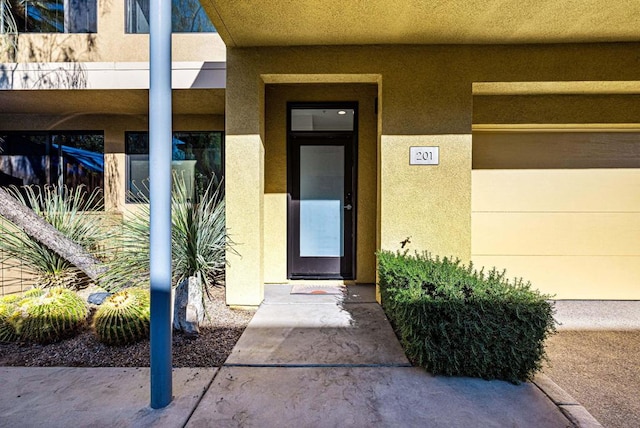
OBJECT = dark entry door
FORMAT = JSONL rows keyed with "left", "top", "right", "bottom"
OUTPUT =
{"left": 288, "top": 133, "right": 356, "bottom": 279}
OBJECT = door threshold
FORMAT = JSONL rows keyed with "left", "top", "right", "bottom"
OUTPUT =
{"left": 286, "top": 279, "right": 356, "bottom": 286}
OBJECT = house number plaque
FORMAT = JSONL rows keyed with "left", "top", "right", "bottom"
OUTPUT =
{"left": 410, "top": 146, "right": 439, "bottom": 165}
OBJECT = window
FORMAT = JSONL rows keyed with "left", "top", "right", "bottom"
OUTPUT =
{"left": 0, "top": 0, "right": 97, "bottom": 33}
{"left": 125, "top": 131, "right": 223, "bottom": 202}
{"left": 291, "top": 108, "right": 355, "bottom": 131}
{"left": 0, "top": 131, "right": 104, "bottom": 208}
{"left": 125, "top": 0, "right": 216, "bottom": 33}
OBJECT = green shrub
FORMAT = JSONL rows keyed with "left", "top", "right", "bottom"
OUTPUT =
{"left": 378, "top": 250, "right": 556, "bottom": 383}
{"left": 92, "top": 288, "right": 150, "bottom": 345}
{"left": 10, "top": 287, "right": 88, "bottom": 343}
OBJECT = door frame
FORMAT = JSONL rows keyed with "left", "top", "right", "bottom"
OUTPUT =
{"left": 286, "top": 101, "right": 358, "bottom": 280}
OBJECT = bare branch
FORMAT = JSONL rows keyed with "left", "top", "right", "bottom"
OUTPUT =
{"left": 0, "top": 186, "right": 105, "bottom": 281}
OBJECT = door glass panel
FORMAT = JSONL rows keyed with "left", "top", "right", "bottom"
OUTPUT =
{"left": 299, "top": 145, "right": 344, "bottom": 257}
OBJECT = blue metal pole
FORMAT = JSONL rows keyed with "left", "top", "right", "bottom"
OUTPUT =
{"left": 149, "top": 0, "right": 173, "bottom": 409}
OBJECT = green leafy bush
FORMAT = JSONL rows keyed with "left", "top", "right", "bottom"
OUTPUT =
{"left": 378, "top": 250, "right": 556, "bottom": 383}
{"left": 92, "top": 288, "right": 150, "bottom": 345}
{"left": 9, "top": 287, "right": 88, "bottom": 343}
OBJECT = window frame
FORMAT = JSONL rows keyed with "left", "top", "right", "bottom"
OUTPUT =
{"left": 124, "top": 0, "right": 217, "bottom": 34}
{"left": 124, "top": 130, "right": 224, "bottom": 203}
{"left": 10, "top": 0, "right": 97, "bottom": 34}
{"left": 0, "top": 130, "right": 105, "bottom": 209}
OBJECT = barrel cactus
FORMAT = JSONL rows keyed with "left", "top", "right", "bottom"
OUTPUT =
{"left": 23, "top": 288, "right": 46, "bottom": 299}
{"left": 92, "top": 288, "right": 150, "bottom": 345}
{"left": 12, "top": 287, "right": 88, "bottom": 344}
{"left": 0, "top": 295, "right": 21, "bottom": 342}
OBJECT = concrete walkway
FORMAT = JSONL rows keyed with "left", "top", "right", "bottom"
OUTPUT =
{"left": 1, "top": 285, "right": 579, "bottom": 427}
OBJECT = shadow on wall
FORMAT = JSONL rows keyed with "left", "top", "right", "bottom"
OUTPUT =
{"left": 0, "top": 33, "right": 98, "bottom": 89}
{"left": 99, "top": 0, "right": 113, "bottom": 16}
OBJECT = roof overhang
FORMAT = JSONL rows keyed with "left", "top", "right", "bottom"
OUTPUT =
{"left": 0, "top": 62, "right": 226, "bottom": 116}
{"left": 202, "top": 0, "right": 640, "bottom": 47}
{"left": 0, "top": 62, "right": 226, "bottom": 91}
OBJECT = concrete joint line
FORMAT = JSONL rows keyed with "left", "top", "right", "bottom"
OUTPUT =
{"left": 223, "top": 363, "right": 413, "bottom": 368}
{"left": 181, "top": 369, "right": 220, "bottom": 428}
{"left": 557, "top": 405, "right": 603, "bottom": 428}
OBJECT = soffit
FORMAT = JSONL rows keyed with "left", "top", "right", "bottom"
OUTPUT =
{"left": 0, "top": 89, "right": 226, "bottom": 116}
{"left": 203, "top": 0, "right": 640, "bottom": 47}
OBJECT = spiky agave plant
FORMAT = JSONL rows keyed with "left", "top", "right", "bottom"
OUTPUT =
{"left": 171, "top": 173, "right": 229, "bottom": 298}
{"left": 0, "top": 184, "right": 109, "bottom": 290}
{"left": 100, "top": 173, "right": 232, "bottom": 298}
{"left": 98, "top": 186, "right": 151, "bottom": 290}
{"left": 11, "top": 287, "right": 88, "bottom": 343}
{"left": 92, "top": 288, "right": 150, "bottom": 345}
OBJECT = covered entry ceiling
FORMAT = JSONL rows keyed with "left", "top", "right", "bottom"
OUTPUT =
{"left": 202, "top": 0, "right": 640, "bottom": 47}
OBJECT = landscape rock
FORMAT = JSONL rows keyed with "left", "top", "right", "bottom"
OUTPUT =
{"left": 87, "top": 292, "right": 111, "bottom": 305}
{"left": 173, "top": 276, "right": 205, "bottom": 336}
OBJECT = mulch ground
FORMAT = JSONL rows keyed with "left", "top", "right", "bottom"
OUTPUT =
{"left": 0, "top": 286, "right": 255, "bottom": 367}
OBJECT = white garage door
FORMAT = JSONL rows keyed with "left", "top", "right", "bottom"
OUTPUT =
{"left": 472, "top": 129, "right": 640, "bottom": 299}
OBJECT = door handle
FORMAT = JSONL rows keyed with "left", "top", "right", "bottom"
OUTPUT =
{"left": 344, "top": 204, "right": 353, "bottom": 210}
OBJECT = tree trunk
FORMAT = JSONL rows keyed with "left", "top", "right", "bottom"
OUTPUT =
{"left": 0, "top": 187, "right": 105, "bottom": 281}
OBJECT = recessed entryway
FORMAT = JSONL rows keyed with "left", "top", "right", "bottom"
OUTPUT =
{"left": 287, "top": 103, "right": 358, "bottom": 279}
{"left": 261, "top": 83, "right": 378, "bottom": 286}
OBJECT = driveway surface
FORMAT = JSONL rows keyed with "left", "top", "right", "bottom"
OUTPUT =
{"left": 545, "top": 300, "right": 640, "bottom": 428}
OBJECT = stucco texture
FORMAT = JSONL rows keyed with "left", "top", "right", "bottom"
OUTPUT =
{"left": 202, "top": 0, "right": 640, "bottom": 47}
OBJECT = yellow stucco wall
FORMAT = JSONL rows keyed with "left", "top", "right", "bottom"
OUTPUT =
{"left": 380, "top": 134, "right": 471, "bottom": 258}
{"left": 222, "top": 61, "right": 265, "bottom": 306}
{"left": 225, "top": 134, "right": 265, "bottom": 305}
{"left": 225, "top": 43, "right": 640, "bottom": 305}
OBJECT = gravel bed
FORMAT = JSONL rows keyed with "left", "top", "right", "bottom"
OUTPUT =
{"left": 0, "top": 286, "right": 255, "bottom": 367}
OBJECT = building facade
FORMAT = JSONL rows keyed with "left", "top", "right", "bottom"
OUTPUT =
{"left": 2, "top": 1, "right": 639, "bottom": 303}
{"left": 205, "top": 1, "right": 640, "bottom": 305}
